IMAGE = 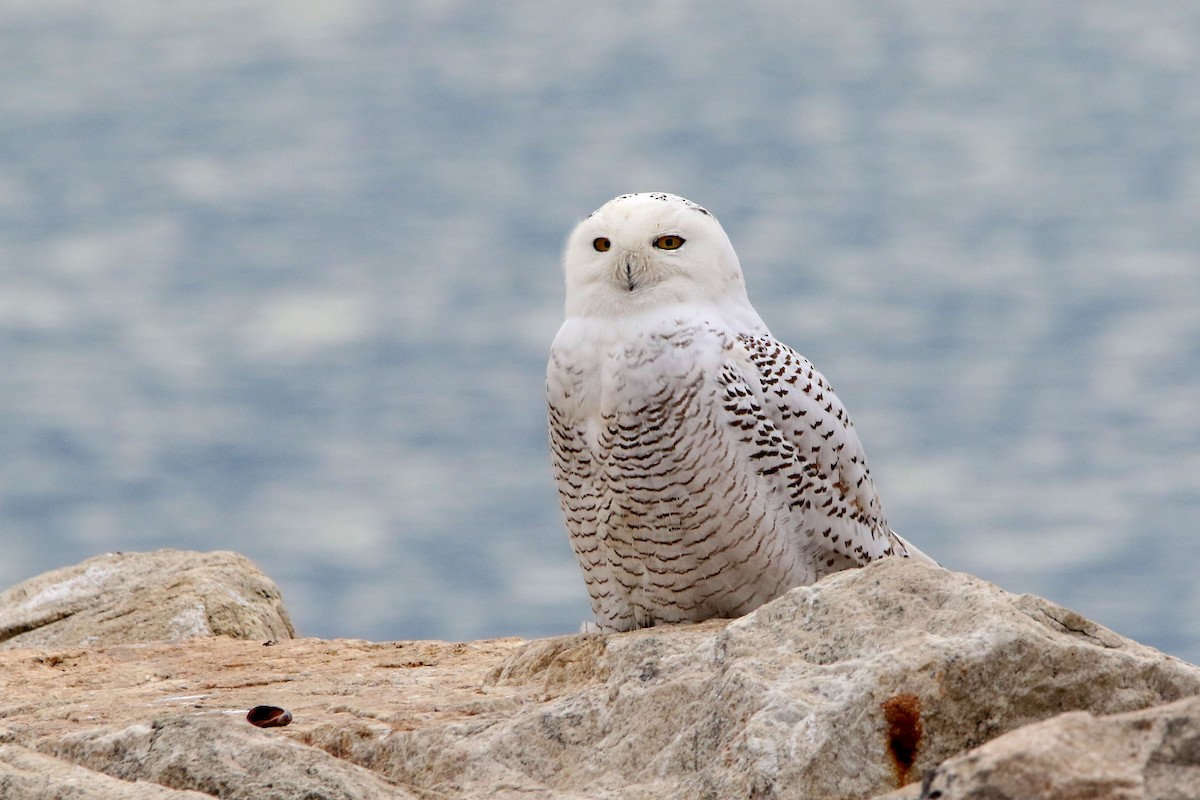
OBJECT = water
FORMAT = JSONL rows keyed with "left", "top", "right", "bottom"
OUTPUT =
{"left": 2, "top": 2, "right": 1198, "bottom": 660}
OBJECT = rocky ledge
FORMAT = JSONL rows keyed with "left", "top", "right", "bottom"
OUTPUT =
{"left": 1, "top": 549, "right": 1197, "bottom": 799}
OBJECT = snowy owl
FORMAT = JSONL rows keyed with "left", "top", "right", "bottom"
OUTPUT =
{"left": 547, "top": 192, "right": 935, "bottom": 633}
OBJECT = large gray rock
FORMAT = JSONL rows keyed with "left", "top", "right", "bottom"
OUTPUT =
{"left": 302, "top": 559, "right": 1200, "bottom": 799}
{"left": 0, "top": 550, "right": 294, "bottom": 649}
{"left": 1, "top": 556, "right": 1197, "bottom": 799}
{"left": 0, "top": 744, "right": 213, "bottom": 800}
{"left": 912, "top": 693, "right": 1200, "bottom": 800}
{"left": 43, "top": 717, "right": 417, "bottom": 800}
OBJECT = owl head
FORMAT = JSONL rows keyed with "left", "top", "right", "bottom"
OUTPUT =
{"left": 562, "top": 193, "right": 756, "bottom": 320}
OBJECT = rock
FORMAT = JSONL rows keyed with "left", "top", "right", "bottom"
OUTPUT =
{"left": 347, "top": 558, "right": 1200, "bottom": 800}
{"left": 911, "top": 694, "right": 1200, "bottom": 800}
{"left": 0, "top": 555, "right": 1197, "bottom": 799}
{"left": 0, "top": 550, "right": 294, "bottom": 649}
{"left": 44, "top": 717, "right": 417, "bottom": 800}
{"left": 0, "top": 635, "right": 519, "bottom": 799}
{"left": 0, "top": 744, "right": 213, "bottom": 799}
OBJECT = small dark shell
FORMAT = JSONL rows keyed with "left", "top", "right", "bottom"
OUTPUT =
{"left": 246, "top": 705, "right": 293, "bottom": 728}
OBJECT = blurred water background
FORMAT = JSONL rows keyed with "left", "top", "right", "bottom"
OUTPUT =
{"left": 2, "top": 2, "right": 1198, "bottom": 659}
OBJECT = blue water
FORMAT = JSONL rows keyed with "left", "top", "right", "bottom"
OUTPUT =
{"left": 2, "top": 2, "right": 1198, "bottom": 660}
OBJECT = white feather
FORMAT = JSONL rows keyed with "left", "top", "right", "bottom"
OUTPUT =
{"left": 548, "top": 193, "right": 935, "bottom": 632}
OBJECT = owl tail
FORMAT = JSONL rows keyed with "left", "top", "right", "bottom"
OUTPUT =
{"left": 891, "top": 531, "right": 941, "bottom": 567}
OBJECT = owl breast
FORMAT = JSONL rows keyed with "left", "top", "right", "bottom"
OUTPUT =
{"left": 548, "top": 312, "right": 811, "bottom": 631}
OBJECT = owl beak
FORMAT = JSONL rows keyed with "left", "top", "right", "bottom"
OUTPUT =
{"left": 613, "top": 252, "right": 648, "bottom": 293}
{"left": 618, "top": 253, "right": 649, "bottom": 292}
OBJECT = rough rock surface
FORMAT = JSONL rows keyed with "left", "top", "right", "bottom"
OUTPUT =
{"left": 1, "top": 555, "right": 1198, "bottom": 799}
{"left": 0, "top": 745, "right": 213, "bottom": 799}
{"left": 0, "top": 550, "right": 294, "bottom": 650}
{"left": 0, "top": 636, "right": 513, "bottom": 799}
{"left": 45, "top": 717, "right": 416, "bottom": 800}
{"left": 385, "top": 559, "right": 1200, "bottom": 799}
{"left": 881, "top": 693, "right": 1200, "bottom": 800}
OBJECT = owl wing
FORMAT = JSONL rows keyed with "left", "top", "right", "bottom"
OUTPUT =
{"left": 723, "top": 333, "right": 932, "bottom": 568}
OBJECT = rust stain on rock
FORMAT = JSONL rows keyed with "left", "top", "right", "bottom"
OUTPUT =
{"left": 881, "top": 692, "right": 923, "bottom": 787}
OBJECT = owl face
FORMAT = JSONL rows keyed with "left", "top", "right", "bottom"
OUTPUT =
{"left": 562, "top": 193, "right": 750, "bottom": 318}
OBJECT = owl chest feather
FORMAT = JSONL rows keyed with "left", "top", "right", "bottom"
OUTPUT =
{"left": 551, "top": 315, "right": 725, "bottom": 497}
{"left": 549, "top": 314, "right": 798, "bottom": 607}
{"left": 555, "top": 315, "right": 729, "bottom": 457}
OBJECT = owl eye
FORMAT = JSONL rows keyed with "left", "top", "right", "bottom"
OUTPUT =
{"left": 653, "top": 235, "right": 685, "bottom": 250}
{"left": 593, "top": 237, "right": 612, "bottom": 252}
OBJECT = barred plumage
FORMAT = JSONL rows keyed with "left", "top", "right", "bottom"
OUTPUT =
{"left": 548, "top": 193, "right": 934, "bottom": 632}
